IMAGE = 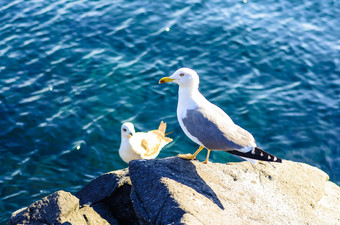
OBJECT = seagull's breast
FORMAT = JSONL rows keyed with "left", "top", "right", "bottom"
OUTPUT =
{"left": 119, "top": 139, "right": 141, "bottom": 163}
{"left": 176, "top": 88, "right": 204, "bottom": 146}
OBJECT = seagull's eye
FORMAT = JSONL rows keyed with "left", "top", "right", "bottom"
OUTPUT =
{"left": 123, "top": 128, "right": 127, "bottom": 132}
{"left": 179, "top": 73, "right": 184, "bottom": 77}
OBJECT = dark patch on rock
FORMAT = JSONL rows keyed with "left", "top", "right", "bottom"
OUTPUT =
{"left": 75, "top": 168, "right": 137, "bottom": 224}
{"left": 75, "top": 169, "right": 129, "bottom": 205}
{"left": 104, "top": 182, "right": 139, "bottom": 225}
{"left": 129, "top": 157, "right": 224, "bottom": 224}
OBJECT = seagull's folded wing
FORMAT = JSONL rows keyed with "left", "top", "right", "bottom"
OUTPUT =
{"left": 141, "top": 138, "right": 161, "bottom": 157}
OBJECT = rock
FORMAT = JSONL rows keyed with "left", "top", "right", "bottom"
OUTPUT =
{"left": 129, "top": 157, "right": 340, "bottom": 225}
{"left": 7, "top": 190, "right": 110, "bottom": 225}
{"left": 8, "top": 157, "right": 340, "bottom": 225}
{"left": 8, "top": 169, "right": 135, "bottom": 225}
{"left": 76, "top": 168, "right": 138, "bottom": 224}
{"left": 75, "top": 169, "right": 129, "bottom": 205}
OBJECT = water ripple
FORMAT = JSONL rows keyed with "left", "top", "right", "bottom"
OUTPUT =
{"left": 1, "top": 0, "right": 339, "bottom": 223}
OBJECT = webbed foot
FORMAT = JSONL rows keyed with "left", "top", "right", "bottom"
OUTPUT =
{"left": 177, "top": 153, "right": 196, "bottom": 160}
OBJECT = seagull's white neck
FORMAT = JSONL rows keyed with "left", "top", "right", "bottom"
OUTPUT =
{"left": 120, "top": 136, "right": 129, "bottom": 144}
{"left": 178, "top": 86, "right": 205, "bottom": 111}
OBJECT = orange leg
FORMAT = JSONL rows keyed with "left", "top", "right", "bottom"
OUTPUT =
{"left": 202, "top": 149, "right": 211, "bottom": 164}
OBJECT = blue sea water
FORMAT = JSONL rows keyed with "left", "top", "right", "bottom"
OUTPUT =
{"left": 0, "top": 0, "right": 339, "bottom": 222}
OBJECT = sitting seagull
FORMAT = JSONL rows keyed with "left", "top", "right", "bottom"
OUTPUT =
{"left": 159, "top": 68, "right": 282, "bottom": 164}
{"left": 119, "top": 121, "right": 173, "bottom": 163}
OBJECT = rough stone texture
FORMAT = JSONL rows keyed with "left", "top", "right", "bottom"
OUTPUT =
{"left": 7, "top": 190, "right": 111, "bottom": 225}
{"left": 76, "top": 169, "right": 129, "bottom": 205}
{"left": 8, "top": 157, "right": 340, "bottom": 225}
{"left": 8, "top": 169, "right": 134, "bottom": 225}
{"left": 76, "top": 168, "right": 138, "bottom": 225}
{"left": 129, "top": 157, "right": 340, "bottom": 225}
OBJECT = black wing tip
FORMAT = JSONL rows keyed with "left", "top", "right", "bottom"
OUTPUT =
{"left": 228, "top": 147, "right": 282, "bottom": 163}
{"left": 255, "top": 147, "right": 282, "bottom": 163}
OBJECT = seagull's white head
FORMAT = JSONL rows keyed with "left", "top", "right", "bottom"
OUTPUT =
{"left": 121, "top": 122, "right": 135, "bottom": 139}
{"left": 159, "top": 68, "right": 199, "bottom": 89}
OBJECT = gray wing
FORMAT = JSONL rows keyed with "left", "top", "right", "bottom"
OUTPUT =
{"left": 182, "top": 102, "right": 255, "bottom": 151}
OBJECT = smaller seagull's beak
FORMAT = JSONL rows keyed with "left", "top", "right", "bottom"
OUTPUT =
{"left": 159, "top": 77, "right": 174, "bottom": 84}
{"left": 128, "top": 132, "right": 133, "bottom": 138}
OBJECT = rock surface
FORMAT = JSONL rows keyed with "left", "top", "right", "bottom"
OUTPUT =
{"left": 129, "top": 158, "right": 340, "bottom": 225}
{"left": 7, "top": 190, "right": 114, "bottom": 225}
{"left": 8, "top": 157, "right": 340, "bottom": 225}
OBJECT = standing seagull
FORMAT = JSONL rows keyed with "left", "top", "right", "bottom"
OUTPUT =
{"left": 159, "top": 68, "right": 282, "bottom": 164}
{"left": 119, "top": 121, "right": 173, "bottom": 163}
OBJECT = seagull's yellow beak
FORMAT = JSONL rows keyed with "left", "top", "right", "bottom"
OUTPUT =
{"left": 159, "top": 77, "right": 174, "bottom": 84}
